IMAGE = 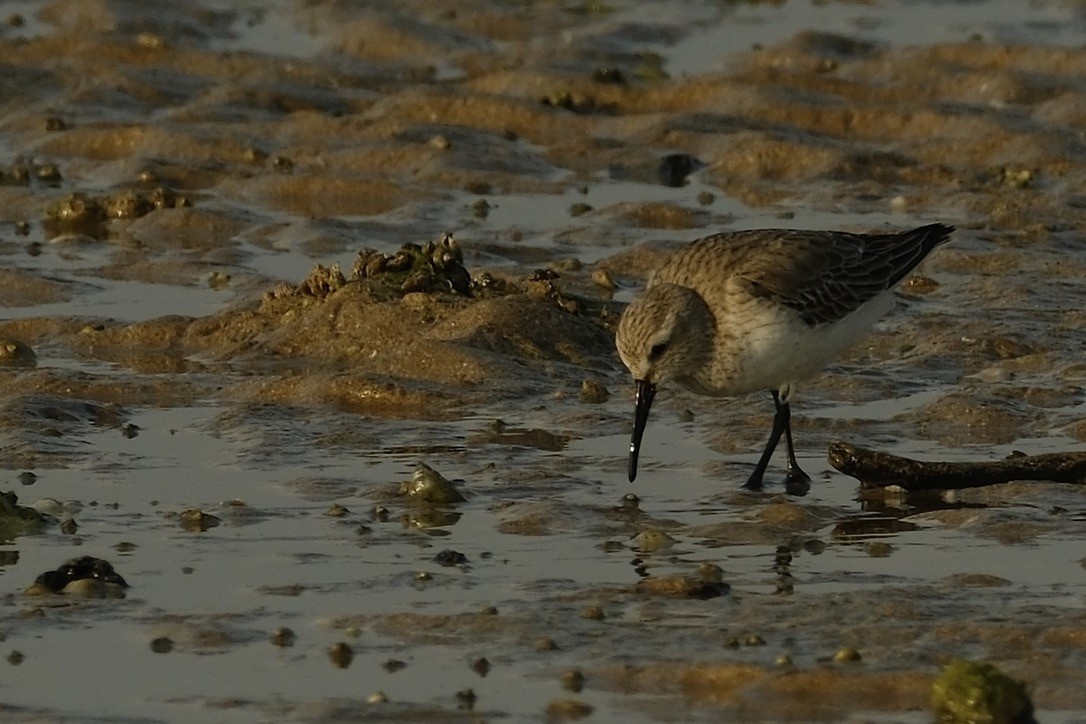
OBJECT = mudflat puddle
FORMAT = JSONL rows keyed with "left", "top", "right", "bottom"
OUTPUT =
{"left": 2, "top": 0, "right": 1086, "bottom": 721}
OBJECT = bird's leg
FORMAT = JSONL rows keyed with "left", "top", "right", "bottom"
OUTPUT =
{"left": 742, "top": 391, "right": 788, "bottom": 490}
{"left": 779, "top": 395, "right": 812, "bottom": 495}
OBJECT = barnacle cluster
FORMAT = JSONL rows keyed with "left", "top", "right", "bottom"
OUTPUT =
{"left": 267, "top": 232, "right": 475, "bottom": 302}
{"left": 44, "top": 188, "right": 190, "bottom": 235}
{"left": 353, "top": 232, "right": 472, "bottom": 296}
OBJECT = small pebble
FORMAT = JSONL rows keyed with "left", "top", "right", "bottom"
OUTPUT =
{"left": 136, "top": 32, "right": 164, "bottom": 49}
{"left": 863, "top": 541, "right": 893, "bottom": 558}
{"left": 433, "top": 549, "right": 468, "bottom": 567}
{"left": 834, "top": 647, "right": 862, "bottom": 663}
{"left": 271, "top": 627, "right": 295, "bottom": 647}
{"left": 150, "top": 637, "right": 173, "bottom": 654}
{"left": 593, "top": 67, "right": 625, "bottom": 84}
{"left": 631, "top": 529, "right": 676, "bottom": 552}
{"left": 580, "top": 605, "right": 605, "bottom": 621}
{"left": 697, "top": 562, "right": 725, "bottom": 583}
{"left": 561, "top": 668, "right": 585, "bottom": 692}
{"left": 208, "top": 271, "right": 231, "bottom": 290}
{"left": 579, "top": 379, "right": 609, "bottom": 404}
{"left": 179, "top": 509, "right": 220, "bottom": 532}
{"left": 455, "top": 688, "right": 477, "bottom": 709}
{"left": 329, "top": 642, "right": 353, "bottom": 668}
{"left": 544, "top": 699, "right": 593, "bottom": 720}
{"left": 535, "top": 636, "right": 559, "bottom": 651}
{"left": 657, "top": 153, "right": 699, "bottom": 187}
{"left": 590, "top": 267, "right": 615, "bottom": 291}
{"left": 367, "top": 691, "right": 388, "bottom": 704}
{"left": 471, "top": 657, "right": 491, "bottom": 676}
{"left": 401, "top": 463, "right": 465, "bottom": 504}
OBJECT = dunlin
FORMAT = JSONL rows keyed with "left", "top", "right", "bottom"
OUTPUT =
{"left": 616, "top": 223, "right": 953, "bottom": 491}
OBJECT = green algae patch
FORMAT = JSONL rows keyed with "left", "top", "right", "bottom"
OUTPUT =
{"left": 0, "top": 491, "right": 51, "bottom": 542}
{"left": 932, "top": 659, "right": 1034, "bottom": 724}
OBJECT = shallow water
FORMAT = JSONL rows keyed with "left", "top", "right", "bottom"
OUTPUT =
{"left": 2, "top": 0, "right": 1086, "bottom": 721}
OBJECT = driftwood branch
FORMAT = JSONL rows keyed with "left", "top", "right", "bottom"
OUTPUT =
{"left": 828, "top": 441, "right": 1086, "bottom": 491}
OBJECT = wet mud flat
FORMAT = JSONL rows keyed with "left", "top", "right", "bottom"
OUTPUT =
{"left": 1, "top": 0, "right": 1085, "bottom": 721}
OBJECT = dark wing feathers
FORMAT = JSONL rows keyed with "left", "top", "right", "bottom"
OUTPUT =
{"left": 742, "top": 223, "right": 953, "bottom": 326}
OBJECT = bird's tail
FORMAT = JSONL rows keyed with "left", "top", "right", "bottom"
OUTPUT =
{"left": 905, "top": 222, "right": 955, "bottom": 255}
{"left": 881, "top": 223, "right": 954, "bottom": 287}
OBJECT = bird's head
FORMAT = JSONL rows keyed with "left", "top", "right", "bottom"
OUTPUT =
{"left": 615, "top": 283, "right": 714, "bottom": 481}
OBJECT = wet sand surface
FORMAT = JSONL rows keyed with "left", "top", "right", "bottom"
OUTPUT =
{"left": 1, "top": 0, "right": 1085, "bottom": 721}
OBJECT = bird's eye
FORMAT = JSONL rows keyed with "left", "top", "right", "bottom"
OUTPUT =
{"left": 648, "top": 342, "right": 669, "bottom": 362}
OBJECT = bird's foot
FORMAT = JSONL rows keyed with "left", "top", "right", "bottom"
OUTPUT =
{"left": 782, "top": 467, "right": 811, "bottom": 496}
{"left": 741, "top": 471, "right": 765, "bottom": 491}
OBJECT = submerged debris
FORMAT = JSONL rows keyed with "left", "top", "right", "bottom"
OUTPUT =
{"left": 27, "top": 556, "right": 129, "bottom": 597}
{"left": 0, "top": 490, "right": 51, "bottom": 541}
{"left": 402, "top": 508, "right": 462, "bottom": 530}
{"left": 829, "top": 441, "right": 1086, "bottom": 490}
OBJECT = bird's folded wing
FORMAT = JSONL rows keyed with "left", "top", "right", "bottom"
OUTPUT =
{"left": 738, "top": 228, "right": 942, "bottom": 326}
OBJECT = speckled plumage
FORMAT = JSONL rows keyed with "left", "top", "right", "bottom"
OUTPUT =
{"left": 617, "top": 222, "right": 953, "bottom": 487}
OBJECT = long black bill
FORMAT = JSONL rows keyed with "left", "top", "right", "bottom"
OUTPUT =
{"left": 628, "top": 379, "right": 657, "bottom": 482}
